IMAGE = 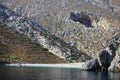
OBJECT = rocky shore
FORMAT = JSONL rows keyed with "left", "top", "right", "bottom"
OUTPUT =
{"left": 81, "top": 33, "right": 120, "bottom": 71}
{"left": 0, "top": 0, "right": 120, "bottom": 72}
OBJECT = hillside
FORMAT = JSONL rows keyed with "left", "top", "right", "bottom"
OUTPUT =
{"left": 0, "top": 0, "right": 119, "bottom": 57}
{"left": 0, "top": 23, "right": 65, "bottom": 64}
{"left": 0, "top": 4, "right": 91, "bottom": 62}
{"left": 0, "top": 0, "right": 120, "bottom": 71}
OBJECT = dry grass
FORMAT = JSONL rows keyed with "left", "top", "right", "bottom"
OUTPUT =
{"left": 0, "top": 24, "right": 65, "bottom": 64}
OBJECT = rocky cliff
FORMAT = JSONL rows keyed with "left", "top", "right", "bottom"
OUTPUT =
{"left": 81, "top": 33, "right": 120, "bottom": 71}
{"left": 0, "top": 4, "right": 91, "bottom": 62}
{"left": 0, "top": 0, "right": 120, "bottom": 71}
{"left": 1, "top": 0, "right": 119, "bottom": 57}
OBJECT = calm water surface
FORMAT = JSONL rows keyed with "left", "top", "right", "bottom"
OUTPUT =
{"left": 0, "top": 66, "right": 120, "bottom": 80}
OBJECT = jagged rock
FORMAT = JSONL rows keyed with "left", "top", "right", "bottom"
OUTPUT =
{"left": 81, "top": 59, "right": 100, "bottom": 70}
{"left": 97, "top": 43, "right": 118, "bottom": 70}
{"left": 106, "top": 42, "right": 119, "bottom": 57}
{"left": 82, "top": 35, "right": 120, "bottom": 71}
{"left": 82, "top": 41, "right": 119, "bottom": 71}
{"left": 0, "top": 1, "right": 119, "bottom": 72}
{"left": 108, "top": 48, "right": 120, "bottom": 72}
{"left": 69, "top": 12, "right": 111, "bottom": 29}
{"left": 13, "top": 7, "right": 22, "bottom": 14}
{"left": 97, "top": 50, "right": 111, "bottom": 70}
{"left": 97, "top": 40, "right": 119, "bottom": 70}
{"left": 105, "top": 33, "right": 120, "bottom": 47}
{"left": 1, "top": 0, "right": 119, "bottom": 58}
{"left": 82, "top": 43, "right": 119, "bottom": 71}
{"left": 0, "top": 4, "right": 91, "bottom": 61}
{"left": 108, "top": 56, "right": 120, "bottom": 72}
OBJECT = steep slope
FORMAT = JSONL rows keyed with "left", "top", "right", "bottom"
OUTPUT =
{"left": 85, "top": 0, "right": 113, "bottom": 10}
{"left": 0, "top": 4, "right": 91, "bottom": 62}
{"left": 0, "top": 0, "right": 119, "bottom": 72}
{"left": 0, "top": 0, "right": 119, "bottom": 58}
{"left": 0, "top": 23, "right": 65, "bottom": 64}
{"left": 2, "top": 0, "right": 119, "bottom": 28}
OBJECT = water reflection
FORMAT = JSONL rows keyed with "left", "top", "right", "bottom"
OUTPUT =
{"left": 0, "top": 67, "right": 120, "bottom": 80}
{"left": 98, "top": 71, "right": 110, "bottom": 80}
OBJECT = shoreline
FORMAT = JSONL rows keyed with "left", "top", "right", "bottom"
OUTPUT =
{"left": 3, "top": 63, "right": 85, "bottom": 68}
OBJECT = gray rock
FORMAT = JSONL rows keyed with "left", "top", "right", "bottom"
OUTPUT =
{"left": 1, "top": 0, "right": 119, "bottom": 59}
{"left": 97, "top": 41, "right": 119, "bottom": 70}
{"left": 97, "top": 50, "right": 111, "bottom": 70}
{"left": 105, "top": 33, "right": 120, "bottom": 47}
{"left": 0, "top": 4, "right": 91, "bottom": 61}
{"left": 106, "top": 42, "right": 119, "bottom": 57}
{"left": 83, "top": 41, "right": 119, "bottom": 71}
{"left": 85, "top": 0, "right": 113, "bottom": 11}
{"left": 81, "top": 59, "right": 100, "bottom": 70}
{"left": 108, "top": 56, "right": 120, "bottom": 72}
{"left": 13, "top": 7, "right": 22, "bottom": 14}
{"left": 7, "top": 16, "right": 17, "bottom": 22}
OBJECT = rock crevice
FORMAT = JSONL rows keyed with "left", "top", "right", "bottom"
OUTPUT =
{"left": 82, "top": 33, "right": 120, "bottom": 71}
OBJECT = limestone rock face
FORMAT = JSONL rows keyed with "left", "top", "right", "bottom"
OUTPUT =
{"left": 0, "top": 1, "right": 120, "bottom": 72}
{"left": 108, "top": 56, "right": 120, "bottom": 72}
{"left": 1, "top": 0, "right": 119, "bottom": 58}
{"left": 97, "top": 42, "right": 119, "bottom": 69}
{"left": 106, "top": 42, "right": 119, "bottom": 57}
{"left": 108, "top": 48, "right": 120, "bottom": 72}
{"left": 81, "top": 33, "right": 120, "bottom": 71}
{"left": 0, "top": 4, "right": 91, "bottom": 61}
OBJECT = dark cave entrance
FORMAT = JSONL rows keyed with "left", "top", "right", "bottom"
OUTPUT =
{"left": 70, "top": 12, "right": 92, "bottom": 27}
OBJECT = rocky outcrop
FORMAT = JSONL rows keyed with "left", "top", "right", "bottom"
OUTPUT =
{"left": 97, "top": 50, "right": 111, "bottom": 70}
{"left": 1, "top": 0, "right": 119, "bottom": 58}
{"left": 105, "top": 33, "right": 120, "bottom": 47}
{"left": 0, "top": 4, "right": 91, "bottom": 62}
{"left": 97, "top": 42, "right": 119, "bottom": 70}
{"left": 108, "top": 55, "right": 120, "bottom": 72}
{"left": 81, "top": 59, "right": 100, "bottom": 70}
{"left": 69, "top": 12, "right": 110, "bottom": 29}
{"left": 108, "top": 39, "right": 120, "bottom": 72}
{"left": 85, "top": 0, "right": 114, "bottom": 11}
{"left": 81, "top": 33, "right": 120, "bottom": 71}
{"left": 0, "top": 1, "right": 120, "bottom": 72}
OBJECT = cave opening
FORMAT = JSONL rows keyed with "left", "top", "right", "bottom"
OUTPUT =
{"left": 70, "top": 12, "right": 92, "bottom": 27}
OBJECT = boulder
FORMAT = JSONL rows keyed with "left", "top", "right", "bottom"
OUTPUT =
{"left": 97, "top": 42, "right": 119, "bottom": 70}
{"left": 81, "top": 42, "right": 119, "bottom": 71}
{"left": 97, "top": 50, "right": 111, "bottom": 70}
{"left": 81, "top": 59, "right": 100, "bottom": 70}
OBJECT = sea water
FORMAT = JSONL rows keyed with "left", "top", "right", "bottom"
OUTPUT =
{"left": 0, "top": 66, "right": 120, "bottom": 80}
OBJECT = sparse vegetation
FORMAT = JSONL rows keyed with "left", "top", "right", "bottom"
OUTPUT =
{"left": 0, "top": 23, "right": 65, "bottom": 64}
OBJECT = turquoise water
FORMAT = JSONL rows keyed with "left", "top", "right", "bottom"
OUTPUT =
{"left": 0, "top": 66, "right": 120, "bottom": 80}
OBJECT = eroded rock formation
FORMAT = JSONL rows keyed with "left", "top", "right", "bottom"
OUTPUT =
{"left": 0, "top": 0, "right": 120, "bottom": 72}
{"left": 1, "top": 0, "right": 119, "bottom": 58}
{"left": 0, "top": 4, "right": 91, "bottom": 62}
{"left": 82, "top": 33, "right": 120, "bottom": 71}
